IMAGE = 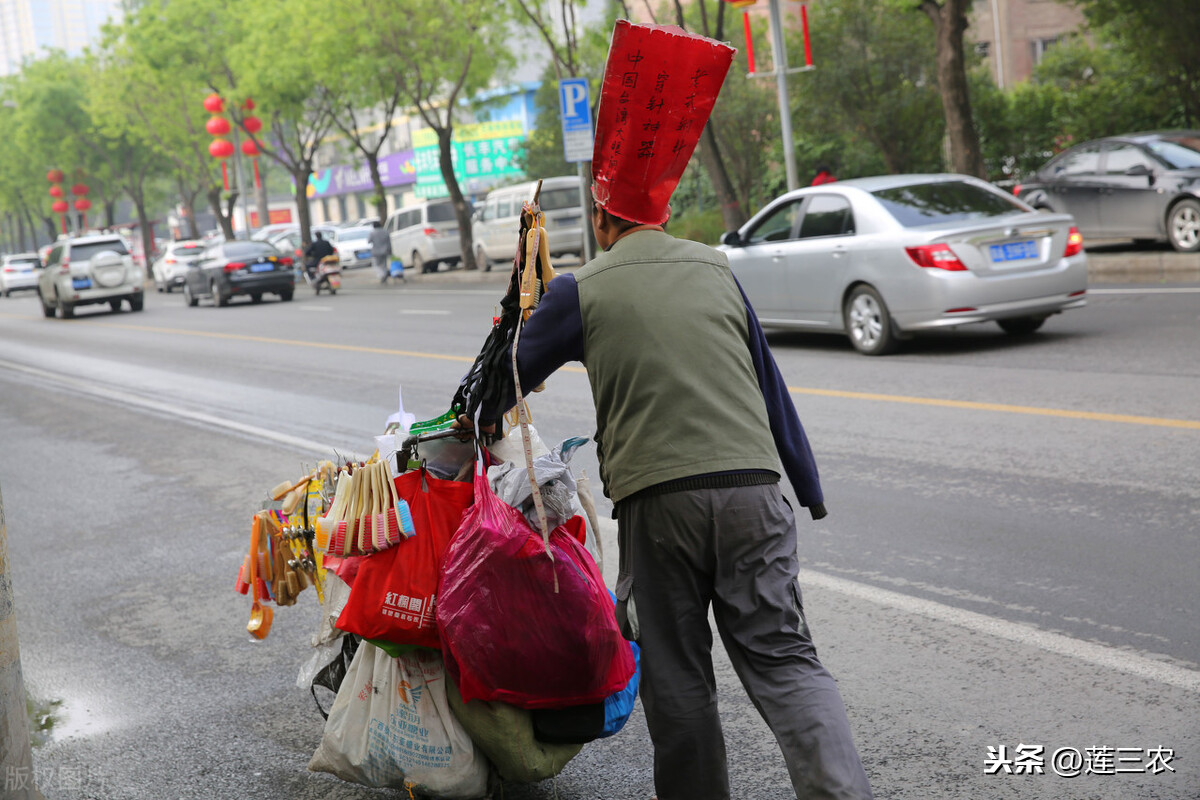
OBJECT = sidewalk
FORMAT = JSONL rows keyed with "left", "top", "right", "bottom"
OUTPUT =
{"left": 342, "top": 246, "right": 1199, "bottom": 288}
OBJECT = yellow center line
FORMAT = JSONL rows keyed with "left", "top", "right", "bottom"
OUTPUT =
{"left": 7, "top": 316, "right": 1196, "bottom": 431}
{"left": 789, "top": 387, "right": 1200, "bottom": 430}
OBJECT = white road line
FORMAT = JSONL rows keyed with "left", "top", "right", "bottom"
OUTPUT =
{"left": 1088, "top": 287, "right": 1200, "bottom": 294}
{"left": 399, "top": 309, "right": 452, "bottom": 315}
{"left": 798, "top": 568, "right": 1200, "bottom": 693}
{"left": 6, "top": 356, "right": 1197, "bottom": 693}
{"left": 0, "top": 358, "right": 341, "bottom": 458}
{"left": 298, "top": 306, "right": 334, "bottom": 312}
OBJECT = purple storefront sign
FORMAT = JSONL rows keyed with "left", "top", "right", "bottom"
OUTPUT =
{"left": 308, "top": 150, "right": 417, "bottom": 198}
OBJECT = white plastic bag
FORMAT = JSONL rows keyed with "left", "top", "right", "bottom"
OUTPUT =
{"left": 308, "top": 643, "right": 490, "bottom": 797}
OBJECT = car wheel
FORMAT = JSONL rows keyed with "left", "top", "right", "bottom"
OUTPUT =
{"left": 128, "top": 295, "right": 144, "bottom": 312}
{"left": 412, "top": 252, "right": 429, "bottom": 274}
{"left": 279, "top": 288, "right": 294, "bottom": 302}
{"left": 250, "top": 292, "right": 263, "bottom": 304}
{"left": 109, "top": 299, "right": 122, "bottom": 312}
{"left": 38, "top": 289, "right": 55, "bottom": 318}
{"left": 844, "top": 285, "right": 898, "bottom": 356}
{"left": 155, "top": 282, "right": 164, "bottom": 293}
{"left": 183, "top": 282, "right": 198, "bottom": 307}
{"left": 56, "top": 291, "right": 74, "bottom": 320}
{"left": 1166, "top": 199, "right": 1200, "bottom": 252}
{"left": 997, "top": 315, "right": 1046, "bottom": 335}
{"left": 212, "top": 281, "right": 228, "bottom": 307}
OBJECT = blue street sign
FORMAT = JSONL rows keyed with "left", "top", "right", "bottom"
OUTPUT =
{"left": 559, "top": 79, "right": 592, "bottom": 131}
{"left": 559, "top": 78, "right": 594, "bottom": 163}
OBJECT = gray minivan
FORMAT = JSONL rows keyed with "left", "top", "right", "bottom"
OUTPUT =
{"left": 472, "top": 176, "right": 586, "bottom": 270}
{"left": 385, "top": 200, "right": 463, "bottom": 273}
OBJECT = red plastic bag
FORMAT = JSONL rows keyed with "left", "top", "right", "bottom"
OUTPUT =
{"left": 437, "top": 471, "right": 635, "bottom": 709}
{"left": 335, "top": 469, "right": 474, "bottom": 649}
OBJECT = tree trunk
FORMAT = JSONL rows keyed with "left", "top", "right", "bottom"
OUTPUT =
{"left": 43, "top": 215, "right": 58, "bottom": 241}
{"left": 0, "top": 483, "right": 44, "bottom": 800}
{"left": 183, "top": 191, "right": 201, "bottom": 240}
{"left": 132, "top": 194, "right": 155, "bottom": 280}
{"left": 22, "top": 205, "right": 39, "bottom": 250}
{"left": 696, "top": 121, "right": 746, "bottom": 231}
{"left": 207, "top": 187, "right": 236, "bottom": 241}
{"left": 15, "top": 212, "right": 28, "bottom": 252}
{"left": 254, "top": 160, "right": 270, "bottom": 231}
{"left": 293, "top": 167, "right": 313, "bottom": 247}
{"left": 438, "top": 127, "right": 477, "bottom": 271}
{"left": 103, "top": 199, "right": 116, "bottom": 230}
{"left": 366, "top": 152, "right": 388, "bottom": 223}
{"left": 921, "top": 0, "right": 986, "bottom": 178}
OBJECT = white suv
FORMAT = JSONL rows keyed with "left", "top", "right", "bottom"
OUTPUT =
{"left": 37, "top": 234, "right": 145, "bottom": 319}
{"left": 386, "top": 200, "right": 464, "bottom": 273}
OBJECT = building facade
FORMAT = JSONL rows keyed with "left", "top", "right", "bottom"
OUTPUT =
{"left": 968, "top": 0, "right": 1087, "bottom": 88}
{"left": 0, "top": 0, "right": 123, "bottom": 76}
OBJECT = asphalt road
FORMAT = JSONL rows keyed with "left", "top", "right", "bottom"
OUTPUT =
{"left": 0, "top": 262, "right": 1197, "bottom": 800}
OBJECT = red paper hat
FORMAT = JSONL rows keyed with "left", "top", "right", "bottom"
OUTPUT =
{"left": 591, "top": 21, "right": 735, "bottom": 225}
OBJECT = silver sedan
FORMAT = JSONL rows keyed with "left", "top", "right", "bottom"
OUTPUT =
{"left": 720, "top": 174, "right": 1088, "bottom": 355}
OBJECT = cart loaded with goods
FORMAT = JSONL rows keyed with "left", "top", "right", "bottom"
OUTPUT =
{"left": 234, "top": 183, "right": 639, "bottom": 797}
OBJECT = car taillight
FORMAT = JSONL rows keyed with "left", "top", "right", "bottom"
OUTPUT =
{"left": 224, "top": 261, "right": 246, "bottom": 272}
{"left": 423, "top": 227, "right": 438, "bottom": 235}
{"left": 59, "top": 259, "right": 70, "bottom": 273}
{"left": 905, "top": 244, "right": 967, "bottom": 271}
{"left": 1013, "top": 184, "right": 1022, "bottom": 197}
{"left": 279, "top": 257, "right": 293, "bottom": 266}
{"left": 1064, "top": 226, "right": 1083, "bottom": 257}
{"left": 165, "top": 257, "right": 176, "bottom": 264}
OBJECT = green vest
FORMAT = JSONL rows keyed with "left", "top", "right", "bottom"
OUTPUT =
{"left": 574, "top": 230, "right": 780, "bottom": 502}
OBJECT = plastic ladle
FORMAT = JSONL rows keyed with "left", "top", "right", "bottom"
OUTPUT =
{"left": 246, "top": 514, "right": 273, "bottom": 639}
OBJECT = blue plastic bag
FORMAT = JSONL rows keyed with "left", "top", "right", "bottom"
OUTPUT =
{"left": 390, "top": 260, "right": 404, "bottom": 277}
{"left": 600, "top": 637, "right": 640, "bottom": 737}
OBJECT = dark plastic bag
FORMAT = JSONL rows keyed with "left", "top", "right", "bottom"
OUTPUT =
{"left": 438, "top": 470, "right": 635, "bottom": 709}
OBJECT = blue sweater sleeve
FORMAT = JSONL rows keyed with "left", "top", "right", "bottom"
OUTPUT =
{"left": 733, "top": 276, "right": 827, "bottom": 520}
{"left": 479, "top": 274, "right": 584, "bottom": 421}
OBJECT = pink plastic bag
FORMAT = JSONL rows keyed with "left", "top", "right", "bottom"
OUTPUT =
{"left": 437, "top": 471, "right": 635, "bottom": 709}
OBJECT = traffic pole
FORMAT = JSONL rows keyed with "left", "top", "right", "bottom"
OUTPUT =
{"left": 0, "top": 483, "right": 44, "bottom": 800}
{"left": 768, "top": 0, "right": 800, "bottom": 192}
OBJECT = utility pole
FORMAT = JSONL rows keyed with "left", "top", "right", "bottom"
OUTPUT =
{"left": 768, "top": 0, "right": 799, "bottom": 191}
{"left": 0, "top": 484, "right": 44, "bottom": 800}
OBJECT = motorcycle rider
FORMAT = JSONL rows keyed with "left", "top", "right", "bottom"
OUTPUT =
{"left": 303, "top": 231, "right": 335, "bottom": 279}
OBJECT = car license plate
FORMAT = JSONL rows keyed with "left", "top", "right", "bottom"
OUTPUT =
{"left": 72, "top": 277, "right": 92, "bottom": 289}
{"left": 250, "top": 262, "right": 275, "bottom": 273}
{"left": 989, "top": 240, "right": 1038, "bottom": 264}
{"left": 356, "top": 250, "right": 371, "bottom": 259}
{"left": 20, "top": 267, "right": 32, "bottom": 273}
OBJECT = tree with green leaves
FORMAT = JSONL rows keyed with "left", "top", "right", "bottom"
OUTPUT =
{"left": 303, "top": 1, "right": 413, "bottom": 224}
{"left": 1073, "top": 0, "right": 1200, "bottom": 126}
{"left": 908, "top": 0, "right": 986, "bottom": 177}
{"left": 97, "top": 6, "right": 237, "bottom": 240}
{"left": 364, "top": 0, "right": 516, "bottom": 271}
{"left": 799, "top": 0, "right": 944, "bottom": 175}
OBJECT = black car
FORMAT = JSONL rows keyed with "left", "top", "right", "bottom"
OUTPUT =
{"left": 183, "top": 240, "right": 295, "bottom": 307}
{"left": 1016, "top": 130, "right": 1200, "bottom": 252}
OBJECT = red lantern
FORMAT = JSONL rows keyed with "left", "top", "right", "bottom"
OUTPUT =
{"left": 74, "top": 198, "right": 92, "bottom": 211}
{"left": 209, "top": 139, "right": 234, "bottom": 159}
{"left": 203, "top": 93, "right": 224, "bottom": 113}
{"left": 46, "top": 169, "right": 64, "bottom": 183}
{"left": 49, "top": 185, "right": 63, "bottom": 198}
{"left": 71, "top": 183, "right": 89, "bottom": 196}
{"left": 242, "top": 98, "right": 255, "bottom": 111}
{"left": 242, "top": 115, "right": 262, "bottom": 134}
{"left": 240, "top": 139, "right": 259, "bottom": 157}
{"left": 205, "top": 116, "right": 231, "bottom": 136}
{"left": 51, "top": 200, "right": 69, "bottom": 213}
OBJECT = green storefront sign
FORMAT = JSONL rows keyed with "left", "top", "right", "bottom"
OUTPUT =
{"left": 412, "top": 120, "right": 526, "bottom": 199}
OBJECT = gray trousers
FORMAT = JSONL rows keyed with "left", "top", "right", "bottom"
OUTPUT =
{"left": 616, "top": 483, "right": 873, "bottom": 800}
